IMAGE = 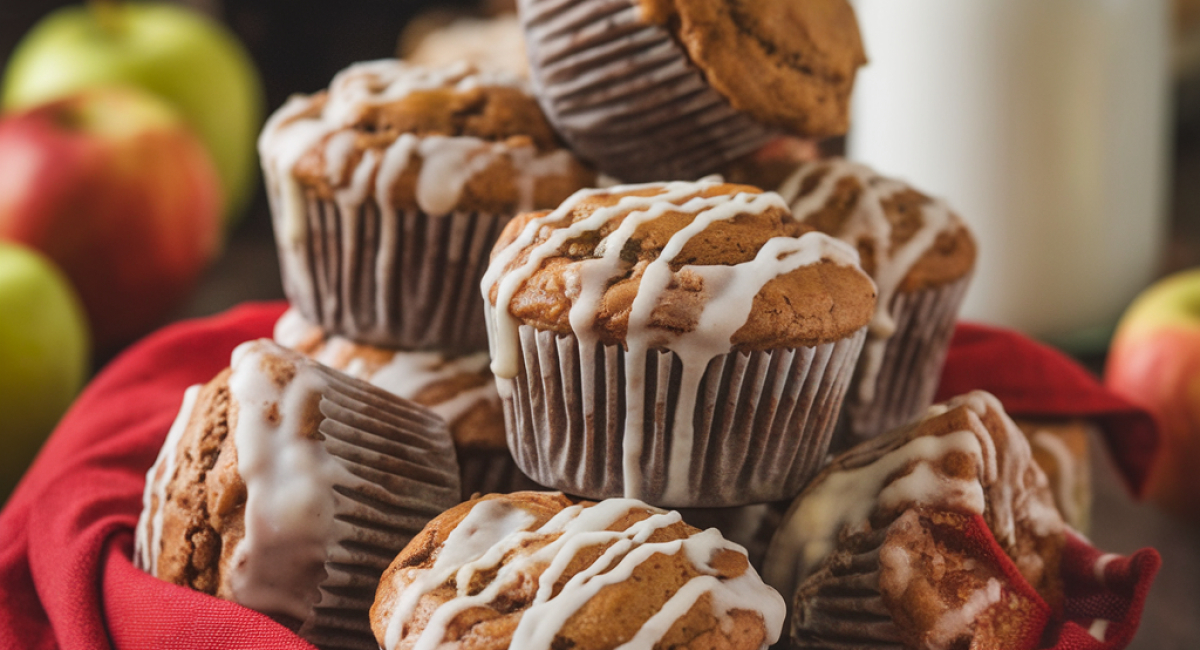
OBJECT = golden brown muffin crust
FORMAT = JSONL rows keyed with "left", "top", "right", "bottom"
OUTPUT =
{"left": 790, "top": 163, "right": 977, "bottom": 292}
{"left": 639, "top": 0, "right": 867, "bottom": 137}
{"left": 487, "top": 183, "right": 877, "bottom": 349}
{"left": 372, "top": 493, "right": 772, "bottom": 650}
{"left": 276, "top": 70, "right": 595, "bottom": 214}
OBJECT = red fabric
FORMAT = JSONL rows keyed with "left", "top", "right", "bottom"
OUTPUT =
{"left": 0, "top": 306, "right": 1160, "bottom": 650}
{"left": 936, "top": 323, "right": 1160, "bottom": 499}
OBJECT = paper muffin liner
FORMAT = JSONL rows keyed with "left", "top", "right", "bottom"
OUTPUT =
{"left": 274, "top": 192, "right": 509, "bottom": 353}
{"left": 501, "top": 325, "right": 866, "bottom": 507}
{"left": 519, "top": 0, "right": 775, "bottom": 182}
{"left": 298, "top": 366, "right": 462, "bottom": 650}
{"left": 457, "top": 448, "right": 545, "bottom": 500}
{"left": 788, "top": 524, "right": 902, "bottom": 649}
{"left": 837, "top": 273, "right": 973, "bottom": 446}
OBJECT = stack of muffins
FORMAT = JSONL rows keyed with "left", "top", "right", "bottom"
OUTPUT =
{"left": 131, "top": 2, "right": 1109, "bottom": 650}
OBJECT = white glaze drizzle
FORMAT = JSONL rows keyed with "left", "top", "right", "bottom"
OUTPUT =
{"left": 1030, "top": 428, "right": 1086, "bottom": 529}
{"left": 482, "top": 180, "right": 865, "bottom": 502}
{"left": 274, "top": 308, "right": 497, "bottom": 427}
{"left": 134, "top": 385, "right": 201, "bottom": 574}
{"left": 779, "top": 159, "right": 956, "bottom": 402}
{"left": 925, "top": 577, "right": 1002, "bottom": 650}
{"left": 225, "top": 340, "right": 367, "bottom": 622}
{"left": 763, "top": 391, "right": 1064, "bottom": 603}
{"left": 379, "top": 497, "right": 785, "bottom": 650}
{"left": 257, "top": 59, "right": 576, "bottom": 286}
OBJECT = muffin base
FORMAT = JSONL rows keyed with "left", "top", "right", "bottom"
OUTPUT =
{"left": 276, "top": 194, "right": 508, "bottom": 353}
{"left": 500, "top": 325, "right": 866, "bottom": 507}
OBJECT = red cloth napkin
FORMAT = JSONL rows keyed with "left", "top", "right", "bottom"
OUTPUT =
{"left": 0, "top": 305, "right": 1161, "bottom": 650}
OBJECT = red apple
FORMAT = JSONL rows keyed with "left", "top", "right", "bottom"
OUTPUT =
{"left": 0, "top": 86, "right": 221, "bottom": 351}
{"left": 1105, "top": 268, "right": 1200, "bottom": 520}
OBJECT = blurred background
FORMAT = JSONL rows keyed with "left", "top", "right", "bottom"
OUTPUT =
{"left": 0, "top": 0, "right": 1198, "bottom": 644}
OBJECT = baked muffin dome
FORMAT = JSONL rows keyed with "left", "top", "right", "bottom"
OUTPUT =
{"left": 779, "top": 159, "right": 977, "bottom": 442}
{"left": 482, "top": 179, "right": 877, "bottom": 506}
{"left": 764, "top": 391, "right": 1065, "bottom": 650}
{"left": 258, "top": 59, "right": 596, "bottom": 351}
{"left": 484, "top": 180, "right": 877, "bottom": 366}
{"left": 261, "top": 59, "right": 593, "bottom": 217}
{"left": 370, "top": 492, "right": 786, "bottom": 650}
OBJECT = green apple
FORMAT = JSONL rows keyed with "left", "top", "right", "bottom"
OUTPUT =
{"left": 1, "top": 1, "right": 265, "bottom": 227}
{"left": 0, "top": 241, "right": 89, "bottom": 499}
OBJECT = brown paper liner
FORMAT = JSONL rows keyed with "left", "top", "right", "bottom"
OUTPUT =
{"left": 502, "top": 325, "right": 866, "bottom": 508}
{"left": 297, "top": 366, "right": 462, "bottom": 650}
{"left": 520, "top": 0, "right": 775, "bottom": 182}
{"left": 457, "top": 448, "right": 546, "bottom": 500}
{"left": 837, "top": 274, "right": 973, "bottom": 447}
{"left": 274, "top": 193, "right": 508, "bottom": 353}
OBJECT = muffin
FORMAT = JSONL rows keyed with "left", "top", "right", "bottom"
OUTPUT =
{"left": 134, "top": 339, "right": 461, "bottom": 650}
{"left": 370, "top": 492, "right": 786, "bottom": 650}
{"left": 482, "top": 179, "right": 877, "bottom": 506}
{"left": 779, "top": 158, "right": 977, "bottom": 444}
{"left": 258, "top": 59, "right": 595, "bottom": 352}
{"left": 763, "top": 391, "right": 1065, "bottom": 650}
{"left": 399, "top": 12, "right": 528, "bottom": 77}
{"left": 1014, "top": 417, "right": 1094, "bottom": 533}
{"left": 274, "top": 308, "right": 541, "bottom": 499}
{"left": 519, "top": 0, "right": 866, "bottom": 182}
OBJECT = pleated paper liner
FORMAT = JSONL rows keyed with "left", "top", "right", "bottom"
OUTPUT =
{"left": 274, "top": 193, "right": 509, "bottom": 353}
{"left": 787, "top": 509, "right": 1050, "bottom": 650}
{"left": 298, "top": 366, "right": 461, "bottom": 650}
{"left": 501, "top": 325, "right": 866, "bottom": 508}
{"left": 836, "top": 273, "right": 973, "bottom": 447}
{"left": 458, "top": 448, "right": 545, "bottom": 501}
{"left": 520, "top": 0, "right": 774, "bottom": 182}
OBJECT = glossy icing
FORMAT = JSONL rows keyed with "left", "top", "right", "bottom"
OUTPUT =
{"left": 379, "top": 497, "right": 785, "bottom": 650}
{"left": 482, "top": 179, "right": 865, "bottom": 502}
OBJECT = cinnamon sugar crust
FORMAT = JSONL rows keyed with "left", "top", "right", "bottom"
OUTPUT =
{"left": 638, "top": 0, "right": 867, "bottom": 137}
{"left": 486, "top": 182, "right": 877, "bottom": 350}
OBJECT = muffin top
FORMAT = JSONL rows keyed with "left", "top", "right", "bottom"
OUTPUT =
{"left": 1014, "top": 418, "right": 1094, "bottom": 533}
{"left": 135, "top": 339, "right": 458, "bottom": 633}
{"left": 763, "top": 391, "right": 1066, "bottom": 639}
{"left": 274, "top": 308, "right": 504, "bottom": 451}
{"left": 370, "top": 492, "right": 786, "bottom": 650}
{"left": 259, "top": 59, "right": 594, "bottom": 220}
{"left": 638, "top": 0, "right": 867, "bottom": 137}
{"left": 780, "top": 158, "right": 976, "bottom": 322}
{"left": 483, "top": 179, "right": 877, "bottom": 379}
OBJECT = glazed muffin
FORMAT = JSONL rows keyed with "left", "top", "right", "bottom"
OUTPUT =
{"left": 763, "top": 391, "right": 1065, "bottom": 650}
{"left": 1014, "top": 417, "right": 1094, "bottom": 533}
{"left": 519, "top": 0, "right": 866, "bottom": 181}
{"left": 134, "top": 340, "right": 461, "bottom": 650}
{"left": 779, "top": 158, "right": 977, "bottom": 444}
{"left": 259, "top": 59, "right": 594, "bottom": 352}
{"left": 399, "top": 12, "right": 528, "bottom": 77}
{"left": 274, "top": 308, "right": 541, "bottom": 499}
{"left": 482, "top": 179, "right": 877, "bottom": 506}
{"left": 370, "top": 492, "right": 786, "bottom": 650}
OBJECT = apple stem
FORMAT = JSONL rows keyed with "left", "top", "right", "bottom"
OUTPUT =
{"left": 89, "top": 0, "right": 122, "bottom": 37}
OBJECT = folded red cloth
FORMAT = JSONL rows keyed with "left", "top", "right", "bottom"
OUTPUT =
{"left": 0, "top": 304, "right": 1161, "bottom": 650}
{"left": 936, "top": 323, "right": 1160, "bottom": 498}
